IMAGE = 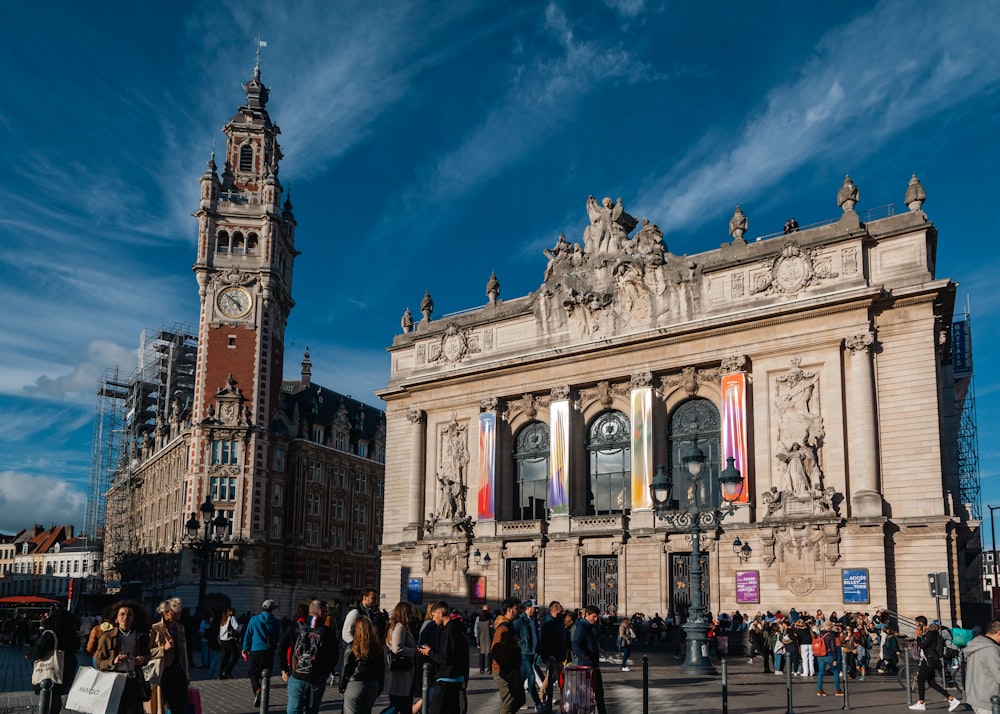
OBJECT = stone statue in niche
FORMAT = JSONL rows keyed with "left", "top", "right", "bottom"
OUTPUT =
{"left": 435, "top": 415, "right": 470, "bottom": 521}
{"left": 764, "top": 356, "right": 839, "bottom": 521}
{"left": 775, "top": 357, "right": 824, "bottom": 493}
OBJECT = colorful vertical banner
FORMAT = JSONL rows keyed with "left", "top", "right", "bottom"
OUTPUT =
{"left": 549, "top": 400, "right": 570, "bottom": 515}
{"left": 477, "top": 412, "right": 496, "bottom": 520}
{"left": 720, "top": 372, "right": 749, "bottom": 503}
{"left": 630, "top": 387, "right": 653, "bottom": 509}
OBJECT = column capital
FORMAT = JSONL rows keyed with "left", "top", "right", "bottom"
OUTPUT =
{"left": 406, "top": 408, "right": 425, "bottom": 425}
{"left": 480, "top": 397, "right": 499, "bottom": 413}
{"left": 550, "top": 384, "right": 571, "bottom": 401}
{"left": 845, "top": 332, "right": 875, "bottom": 354}
{"left": 630, "top": 370, "right": 653, "bottom": 388}
{"left": 721, "top": 354, "right": 748, "bottom": 374}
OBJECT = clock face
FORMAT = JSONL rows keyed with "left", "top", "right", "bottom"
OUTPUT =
{"left": 217, "top": 286, "right": 253, "bottom": 319}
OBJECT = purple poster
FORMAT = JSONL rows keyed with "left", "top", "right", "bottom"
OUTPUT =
{"left": 736, "top": 570, "right": 760, "bottom": 604}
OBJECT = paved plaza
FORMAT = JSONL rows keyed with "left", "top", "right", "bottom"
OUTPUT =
{"left": 0, "top": 643, "right": 961, "bottom": 713}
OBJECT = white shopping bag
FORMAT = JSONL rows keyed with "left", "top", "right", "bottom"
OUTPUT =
{"left": 65, "top": 667, "right": 127, "bottom": 714}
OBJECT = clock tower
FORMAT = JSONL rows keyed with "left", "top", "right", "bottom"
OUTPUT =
{"left": 188, "top": 61, "right": 297, "bottom": 538}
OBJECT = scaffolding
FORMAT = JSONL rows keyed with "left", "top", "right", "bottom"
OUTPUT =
{"left": 87, "top": 323, "right": 198, "bottom": 578}
{"left": 953, "top": 308, "right": 980, "bottom": 521}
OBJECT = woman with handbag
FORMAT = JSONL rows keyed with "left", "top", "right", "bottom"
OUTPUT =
{"left": 217, "top": 607, "right": 242, "bottom": 680}
{"left": 95, "top": 600, "right": 152, "bottom": 714}
{"left": 28, "top": 606, "right": 80, "bottom": 714}
{"left": 340, "top": 616, "right": 384, "bottom": 714}
{"left": 150, "top": 598, "right": 189, "bottom": 714}
{"left": 382, "top": 602, "right": 417, "bottom": 714}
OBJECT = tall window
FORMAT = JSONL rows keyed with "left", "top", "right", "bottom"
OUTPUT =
{"left": 239, "top": 144, "right": 253, "bottom": 172}
{"left": 514, "top": 422, "right": 549, "bottom": 520}
{"left": 669, "top": 398, "right": 721, "bottom": 509}
{"left": 211, "top": 476, "right": 237, "bottom": 501}
{"left": 587, "top": 410, "right": 631, "bottom": 515}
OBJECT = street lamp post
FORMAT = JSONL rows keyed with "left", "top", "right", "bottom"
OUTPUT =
{"left": 185, "top": 496, "right": 230, "bottom": 614}
{"left": 650, "top": 438, "right": 745, "bottom": 676}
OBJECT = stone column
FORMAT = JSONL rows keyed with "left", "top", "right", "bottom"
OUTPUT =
{"left": 407, "top": 409, "right": 426, "bottom": 528}
{"left": 846, "top": 333, "right": 882, "bottom": 517}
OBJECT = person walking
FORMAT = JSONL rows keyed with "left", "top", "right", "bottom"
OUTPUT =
{"left": 490, "top": 597, "right": 525, "bottom": 714}
{"left": 384, "top": 602, "right": 417, "bottom": 714}
{"left": 909, "top": 616, "right": 961, "bottom": 711}
{"left": 278, "top": 600, "right": 338, "bottom": 714}
{"left": 537, "top": 602, "right": 566, "bottom": 704}
{"left": 417, "top": 601, "right": 470, "bottom": 714}
{"left": 243, "top": 600, "right": 281, "bottom": 708}
{"left": 514, "top": 599, "right": 543, "bottom": 712}
{"left": 963, "top": 620, "right": 1000, "bottom": 714}
{"left": 339, "top": 616, "right": 384, "bottom": 714}
{"left": 28, "top": 605, "right": 80, "bottom": 714}
{"left": 813, "top": 625, "right": 842, "bottom": 697}
{"left": 150, "top": 598, "right": 189, "bottom": 714}
{"left": 217, "top": 607, "right": 242, "bottom": 679}
{"left": 94, "top": 601, "right": 152, "bottom": 714}
{"left": 617, "top": 616, "right": 634, "bottom": 672}
{"left": 474, "top": 605, "right": 493, "bottom": 674}
{"left": 572, "top": 605, "right": 608, "bottom": 714}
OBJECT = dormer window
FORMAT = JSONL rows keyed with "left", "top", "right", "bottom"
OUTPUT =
{"left": 239, "top": 144, "right": 253, "bottom": 172}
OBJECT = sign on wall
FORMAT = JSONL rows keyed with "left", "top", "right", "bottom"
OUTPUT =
{"left": 407, "top": 578, "right": 423, "bottom": 605}
{"left": 842, "top": 569, "right": 870, "bottom": 604}
{"left": 736, "top": 570, "right": 759, "bottom": 604}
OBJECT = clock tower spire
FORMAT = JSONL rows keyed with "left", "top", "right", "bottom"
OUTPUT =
{"left": 189, "top": 64, "right": 297, "bottom": 537}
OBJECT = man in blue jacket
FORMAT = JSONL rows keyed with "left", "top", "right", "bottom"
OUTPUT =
{"left": 514, "top": 599, "right": 543, "bottom": 712}
{"left": 243, "top": 599, "right": 281, "bottom": 707}
{"left": 572, "top": 605, "right": 607, "bottom": 714}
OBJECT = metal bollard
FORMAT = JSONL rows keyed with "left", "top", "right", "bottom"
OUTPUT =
{"left": 840, "top": 658, "right": 850, "bottom": 711}
{"left": 905, "top": 652, "right": 912, "bottom": 707}
{"left": 642, "top": 655, "right": 649, "bottom": 714}
{"left": 721, "top": 658, "right": 728, "bottom": 714}
{"left": 37, "top": 678, "right": 52, "bottom": 714}
{"left": 991, "top": 693, "right": 1000, "bottom": 714}
{"left": 544, "top": 657, "right": 555, "bottom": 714}
{"left": 784, "top": 659, "right": 796, "bottom": 714}
{"left": 259, "top": 667, "right": 271, "bottom": 714}
{"left": 422, "top": 661, "right": 431, "bottom": 711}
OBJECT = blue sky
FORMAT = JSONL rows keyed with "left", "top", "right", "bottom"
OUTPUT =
{"left": 2, "top": 0, "right": 999, "bottom": 535}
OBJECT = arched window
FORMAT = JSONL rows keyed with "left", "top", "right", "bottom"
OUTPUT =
{"left": 668, "top": 398, "right": 721, "bottom": 509}
{"left": 231, "top": 231, "right": 245, "bottom": 254}
{"left": 246, "top": 232, "right": 258, "bottom": 255}
{"left": 239, "top": 144, "right": 253, "bottom": 172}
{"left": 216, "top": 230, "right": 230, "bottom": 254}
{"left": 514, "top": 422, "right": 549, "bottom": 520}
{"left": 586, "top": 410, "right": 631, "bottom": 515}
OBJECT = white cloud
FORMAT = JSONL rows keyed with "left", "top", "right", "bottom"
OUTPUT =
{"left": 641, "top": 0, "right": 1000, "bottom": 231}
{"left": 25, "top": 340, "right": 138, "bottom": 404}
{"left": 0, "top": 471, "right": 88, "bottom": 534}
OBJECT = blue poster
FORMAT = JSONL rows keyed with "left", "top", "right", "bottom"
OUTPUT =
{"left": 407, "top": 578, "right": 423, "bottom": 605}
{"left": 842, "top": 569, "right": 869, "bottom": 604}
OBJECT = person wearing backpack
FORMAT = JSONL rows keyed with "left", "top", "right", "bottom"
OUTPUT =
{"left": 909, "top": 616, "right": 961, "bottom": 711}
{"left": 278, "top": 600, "right": 338, "bottom": 714}
{"left": 813, "top": 625, "right": 842, "bottom": 697}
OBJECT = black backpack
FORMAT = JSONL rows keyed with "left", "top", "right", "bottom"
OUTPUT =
{"left": 291, "top": 621, "right": 323, "bottom": 676}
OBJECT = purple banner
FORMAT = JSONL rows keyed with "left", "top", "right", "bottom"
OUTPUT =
{"left": 736, "top": 570, "right": 759, "bottom": 604}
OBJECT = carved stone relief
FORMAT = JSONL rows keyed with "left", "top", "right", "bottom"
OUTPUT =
{"left": 578, "top": 381, "right": 628, "bottom": 410}
{"left": 759, "top": 523, "right": 842, "bottom": 596}
{"left": 659, "top": 366, "right": 720, "bottom": 399}
{"left": 435, "top": 415, "right": 470, "bottom": 521}
{"left": 764, "top": 356, "right": 840, "bottom": 521}
{"left": 732, "top": 273, "right": 745, "bottom": 298}
{"left": 427, "top": 324, "right": 481, "bottom": 364}
{"left": 842, "top": 247, "right": 858, "bottom": 275}
{"left": 750, "top": 243, "right": 839, "bottom": 296}
{"left": 534, "top": 197, "right": 705, "bottom": 340}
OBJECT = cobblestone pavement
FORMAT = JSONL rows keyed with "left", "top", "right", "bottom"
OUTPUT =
{"left": 0, "top": 644, "right": 962, "bottom": 713}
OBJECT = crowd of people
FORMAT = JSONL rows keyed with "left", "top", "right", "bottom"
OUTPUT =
{"left": 16, "top": 596, "right": 1000, "bottom": 714}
